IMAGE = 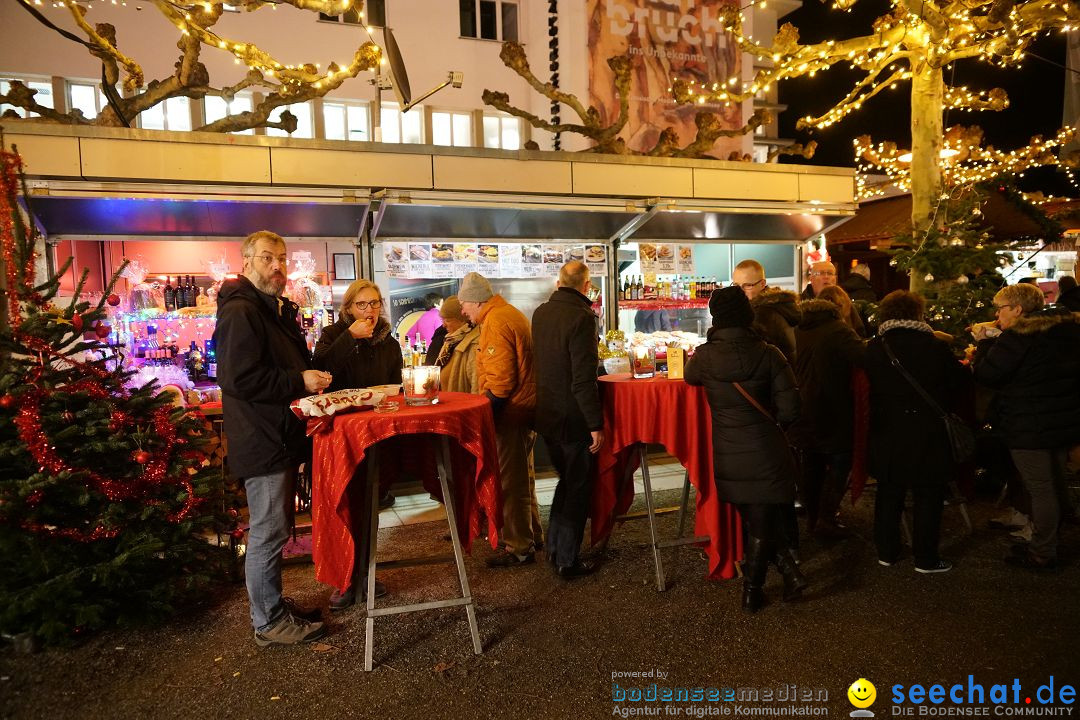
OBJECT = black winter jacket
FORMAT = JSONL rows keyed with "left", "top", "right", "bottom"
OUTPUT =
{"left": 864, "top": 326, "right": 972, "bottom": 482}
{"left": 685, "top": 327, "right": 800, "bottom": 505}
{"left": 751, "top": 288, "right": 800, "bottom": 363}
{"left": 214, "top": 276, "right": 312, "bottom": 480}
{"left": 840, "top": 273, "right": 878, "bottom": 303}
{"left": 973, "top": 309, "right": 1080, "bottom": 449}
{"left": 531, "top": 287, "right": 603, "bottom": 442}
{"left": 312, "top": 315, "right": 403, "bottom": 392}
{"left": 788, "top": 300, "right": 866, "bottom": 453}
{"left": 1057, "top": 285, "right": 1080, "bottom": 312}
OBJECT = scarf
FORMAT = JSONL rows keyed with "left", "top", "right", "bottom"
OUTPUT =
{"left": 877, "top": 319, "right": 933, "bottom": 335}
{"left": 436, "top": 324, "right": 472, "bottom": 367}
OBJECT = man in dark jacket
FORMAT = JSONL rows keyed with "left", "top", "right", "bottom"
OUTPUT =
{"left": 789, "top": 298, "right": 866, "bottom": 539}
{"left": 532, "top": 261, "right": 605, "bottom": 578}
{"left": 974, "top": 283, "right": 1080, "bottom": 572}
{"left": 732, "top": 259, "right": 801, "bottom": 363}
{"left": 840, "top": 263, "right": 878, "bottom": 303}
{"left": 215, "top": 230, "right": 332, "bottom": 646}
{"left": 1056, "top": 275, "right": 1080, "bottom": 312}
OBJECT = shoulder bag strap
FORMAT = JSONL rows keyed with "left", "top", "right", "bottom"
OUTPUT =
{"left": 881, "top": 336, "right": 947, "bottom": 419}
{"left": 732, "top": 348, "right": 779, "bottom": 425}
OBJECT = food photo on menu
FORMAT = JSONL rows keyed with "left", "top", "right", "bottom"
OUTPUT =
{"left": 454, "top": 244, "right": 478, "bottom": 262}
{"left": 657, "top": 244, "right": 674, "bottom": 260}
{"left": 409, "top": 244, "right": 430, "bottom": 261}
{"left": 543, "top": 245, "right": 565, "bottom": 264}
{"left": 522, "top": 244, "right": 542, "bottom": 263}
{"left": 586, "top": 245, "right": 605, "bottom": 263}
{"left": 639, "top": 243, "right": 658, "bottom": 261}
{"left": 387, "top": 244, "right": 406, "bottom": 262}
{"left": 679, "top": 246, "right": 692, "bottom": 260}
{"left": 478, "top": 244, "right": 499, "bottom": 263}
{"left": 566, "top": 246, "right": 585, "bottom": 262}
{"left": 431, "top": 243, "right": 454, "bottom": 262}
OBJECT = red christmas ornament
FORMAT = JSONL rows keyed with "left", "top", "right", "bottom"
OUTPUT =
{"left": 133, "top": 450, "right": 151, "bottom": 464}
{"left": 95, "top": 323, "right": 111, "bottom": 339}
{"left": 231, "top": 528, "right": 246, "bottom": 540}
{"left": 106, "top": 293, "right": 121, "bottom": 307}
{"left": 62, "top": 411, "right": 74, "bottom": 422}
{"left": 0, "top": 395, "right": 13, "bottom": 409}
{"left": 71, "top": 314, "right": 83, "bottom": 333}
{"left": 227, "top": 507, "right": 240, "bottom": 519}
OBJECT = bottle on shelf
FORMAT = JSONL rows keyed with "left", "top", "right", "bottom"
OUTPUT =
{"left": 164, "top": 277, "right": 176, "bottom": 312}
{"left": 204, "top": 339, "right": 217, "bottom": 381}
{"left": 191, "top": 277, "right": 201, "bottom": 306}
{"left": 400, "top": 333, "right": 414, "bottom": 368}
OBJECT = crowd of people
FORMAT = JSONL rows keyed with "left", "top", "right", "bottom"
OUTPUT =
{"left": 214, "top": 230, "right": 1080, "bottom": 646}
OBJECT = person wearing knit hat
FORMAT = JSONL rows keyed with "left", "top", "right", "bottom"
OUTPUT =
{"left": 685, "top": 286, "right": 805, "bottom": 614}
{"left": 459, "top": 273, "right": 544, "bottom": 567}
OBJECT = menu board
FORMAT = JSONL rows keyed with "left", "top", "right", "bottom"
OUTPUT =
{"left": 639, "top": 243, "right": 695, "bottom": 274}
{"left": 384, "top": 242, "right": 608, "bottom": 279}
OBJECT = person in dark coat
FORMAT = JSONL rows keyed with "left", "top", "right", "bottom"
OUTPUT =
{"left": 532, "top": 261, "right": 605, "bottom": 578}
{"left": 973, "top": 282, "right": 1080, "bottom": 572}
{"left": 788, "top": 296, "right": 866, "bottom": 539}
{"left": 1056, "top": 275, "right": 1080, "bottom": 312}
{"left": 313, "top": 279, "right": 402, "bottom": 392}
{"left": 312, "top": 278, "right": 402, "bottom": 609}
{"left": 840, "top": 263, "right": 878, "bottom": 303}
{"left": 215, "top": 230, "right": 331, "bottom": 646}
{"left": 865, "top": 291, "right": 972, "bottom": 574}
{"left": 685, "top": 286, "right": 805, "bottom": 613}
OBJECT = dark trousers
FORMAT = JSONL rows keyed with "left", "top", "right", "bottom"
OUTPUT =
{"left": 738, "top": 503, "right": 788, "bottom": 546}
{"left": 801, "top": 451, "right": 852, "bottom": 530}
{"left": 874, "top": 475, "right": 945, "bottom": 567}
{"left": 1010, "top": 447, "right": 1068, "bottom": 560}
{"left": 543, "top": 435, "right": 595, "bottom": 568}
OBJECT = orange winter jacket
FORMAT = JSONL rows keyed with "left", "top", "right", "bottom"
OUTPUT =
{"left": 474, "top": 294, "right": 536, "bottom": 426}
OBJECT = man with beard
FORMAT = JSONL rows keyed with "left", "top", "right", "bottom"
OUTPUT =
{"left": 215, "top": 230, "right": 332, "bottom": 646}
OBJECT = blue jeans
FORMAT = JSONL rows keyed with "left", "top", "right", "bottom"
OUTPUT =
{"left": 244, "top": 468, "right": 295, "bottom": 631}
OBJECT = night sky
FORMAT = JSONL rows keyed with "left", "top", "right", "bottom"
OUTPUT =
{"left": 775, "top": 0, "right": 1069, "bottom": 186}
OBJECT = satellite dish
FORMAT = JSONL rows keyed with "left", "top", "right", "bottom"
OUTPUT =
{"left": 382, "top": 27, "right": 412, "bottom": 107}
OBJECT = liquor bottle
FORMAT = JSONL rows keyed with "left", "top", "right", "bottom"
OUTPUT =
{"left": 399, "top": 333, "right": 414, "bottom": 368}
{"left": 184, "top": 275, "right": 194, "bottom": 307}
{"left": 164, "top": 277, "right": 176, "bottom": 312}
{"left": 204, "top": 339, "right": 217, "bottom": 381}
{"left": 191, "top": 278, "right": 201, "bottom": 306}
{"left": 623, "top": 278, "right": 632, "bottom": 301}
{"left": 187, "top": 341, "right": 203, "bottom": 381}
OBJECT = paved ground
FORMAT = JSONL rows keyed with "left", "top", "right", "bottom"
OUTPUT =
{"left": 2, "top": 473, "right": 1078, "bottom": 720}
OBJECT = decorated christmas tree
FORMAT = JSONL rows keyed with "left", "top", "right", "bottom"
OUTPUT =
{"left": 0, "top": 143, "right": 235, "bottom": 646}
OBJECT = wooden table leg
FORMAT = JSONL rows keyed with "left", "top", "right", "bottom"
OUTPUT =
{"left": 436, "top": 436, "right": 482, "bottom": 655}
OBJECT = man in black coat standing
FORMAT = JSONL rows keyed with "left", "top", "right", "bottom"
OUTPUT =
{"left": 215, "top": 230, "right": 332, "bottom": 646}
{"left": 532, "top": 261, "right": 605, "bottom": 578}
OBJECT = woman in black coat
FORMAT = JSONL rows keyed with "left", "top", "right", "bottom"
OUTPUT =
{"left": 311, "top": 278, "right": 402, "bottom": 609}
{"left": 865, "top": 291, "right": 971, "bottom": 574}
{"left": 313, "top": 279, "right": 402, "bottom": 391}
{"left": 685, "top": 287, "right": 805, "bottom": 613}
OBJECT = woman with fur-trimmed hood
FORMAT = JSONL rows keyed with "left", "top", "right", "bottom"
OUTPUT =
{"left": 973, "top": 282, "right": 1080, "bottom": 572}
{"left": 751, "top": 287, "right": 801, "bottom": 364}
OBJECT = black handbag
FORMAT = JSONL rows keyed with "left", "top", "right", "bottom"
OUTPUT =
{"left": 882, "top": 338, "right": 975, "bottom": 464}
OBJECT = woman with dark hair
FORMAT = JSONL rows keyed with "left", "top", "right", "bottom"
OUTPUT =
{"left": 865, "top": 290, "right": 971, "bottom": 573}
{"left": 685, "top": 286, "right": 805, "bottom": 613}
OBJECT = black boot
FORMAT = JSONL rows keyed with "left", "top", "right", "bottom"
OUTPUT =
{"left": 742, "top": 536, "right": 771, "bottom": 614}
{"left": 774, "top": 547, "right": 809, "bottom": 601}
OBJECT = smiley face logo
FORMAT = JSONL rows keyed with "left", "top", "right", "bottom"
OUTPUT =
{"left": 848, "top": 678, "right": 877, "bottom": 709}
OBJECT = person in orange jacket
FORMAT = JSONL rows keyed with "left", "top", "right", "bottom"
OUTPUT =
{"left": 459, "top": 272, "right": 543, "bottom": 567}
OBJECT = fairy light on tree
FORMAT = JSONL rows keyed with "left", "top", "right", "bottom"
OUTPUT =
{"left": 1, "top": 0, "right": 382, "bottom": 134}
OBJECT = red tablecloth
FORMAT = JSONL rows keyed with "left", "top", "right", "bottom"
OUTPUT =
{"left": 591, "top": 374, "right": 742, "bottom": 580}
{"left": 310, "top": 392, "right": 502, "bottom": 592}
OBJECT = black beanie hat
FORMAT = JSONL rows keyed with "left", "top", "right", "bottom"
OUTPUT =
{"left": 709, "top": 285, "right": 755, "bottom": 329}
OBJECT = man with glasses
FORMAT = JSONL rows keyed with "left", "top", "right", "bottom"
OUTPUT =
{"left": 800, "top": 261, "right": 838, "bottom": 300}
{"left": 215, "top": 230, "right": 333, "bottom": 646}
{"left": 732, "top": 259, "right": 800, "bottom": 363}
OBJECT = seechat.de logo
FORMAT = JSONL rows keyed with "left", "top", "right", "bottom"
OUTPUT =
{"left": 849, "top": 679, "right": 878, "bottom": 718}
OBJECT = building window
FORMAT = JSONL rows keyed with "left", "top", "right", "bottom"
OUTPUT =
{"left": 482, "top": 114, "right": 521, "bottom": 150}
{"left": 139, "top": 96, "right": 191, "bottom": 131}
{"left": 379, "top": 103, "right": 422, "bottom": 144}
{"left": 319, "top": 0, "right": 384, "bottom": 25}
{"left": 752, "top": 145, "right": 769, "bottom": 163}
{"left": 203, "top": 93, "right": 254, "bottom": 134}
{"left": 324, "top": 101, "right": 371, "bottom": 141}
{"left": 460, "top": 0, "right": 517, "bottom": 41}
{"left": 431, "top": 110, "right": 472, "bottom": 147}
{"left": 67, "top": 81, "right": 109, "bottom": 120}
{"left": 266, "top": 102, "right": 314, "bottom": 138}
{"left": 0, "top": 77, "right": 54, "bottom": 118}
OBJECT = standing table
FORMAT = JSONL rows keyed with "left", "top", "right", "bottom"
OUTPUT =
{"left": 310, "top": 391, "right": 502, "bottom": 670}
{"left": 591, "top": 374, "right": 742, "bottom": 588}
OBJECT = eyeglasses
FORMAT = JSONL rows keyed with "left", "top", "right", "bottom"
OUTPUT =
{"left": 353, "top": 299, "right": 383, "bottom": 311}
{"left": 732, "top": 278, "right": 764, "bottom": 290}
{"left": 993, "top": 303, "right": 1016, "bottom": 311}
{"left": 810, "top": 271, "right": 837, "bottom": 278}
{"left": 248, "top": 254, "right": 289, "bottom": 266}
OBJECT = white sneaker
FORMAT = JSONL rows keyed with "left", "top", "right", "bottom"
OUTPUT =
{"left": 1009, "top": 522, "right": 1033, "bottom": 543}
{"left": 915, "top": 560, "right": 953, "bottom": 574}
{"left": 989, "top": 508, "right": 1028, "bottom": 530}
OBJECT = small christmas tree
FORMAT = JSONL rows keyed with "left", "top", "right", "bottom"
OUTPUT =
{"left": 0, "top": 142, "right": 235, "bottom": 646}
